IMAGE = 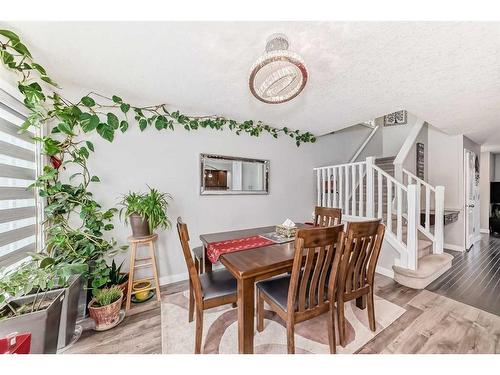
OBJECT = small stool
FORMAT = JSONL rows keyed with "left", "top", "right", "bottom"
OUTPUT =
{"left": 126, "top": 234, "right": 162, "bottom": 312}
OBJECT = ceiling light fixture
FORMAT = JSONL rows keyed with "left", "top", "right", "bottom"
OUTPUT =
{"left": 249, "top": 33, "right": 308, "bottom": 104}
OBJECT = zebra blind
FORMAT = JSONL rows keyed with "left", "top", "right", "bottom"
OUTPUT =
{"left": 0, "top": 92, "right": 39, "bottom": 267}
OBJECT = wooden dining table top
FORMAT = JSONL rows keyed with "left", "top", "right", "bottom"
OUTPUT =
{"left": 199, "top": 223, "right": 310, "bottom": 278}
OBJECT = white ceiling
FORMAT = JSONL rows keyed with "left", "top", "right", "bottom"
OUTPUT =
{"left": 2, "top": 21, "right": 500, "bottom": 144}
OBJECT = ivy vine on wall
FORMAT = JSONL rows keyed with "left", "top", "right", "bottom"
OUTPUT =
{"left": 0, "top": 29, "right": 316, "bottom": 287}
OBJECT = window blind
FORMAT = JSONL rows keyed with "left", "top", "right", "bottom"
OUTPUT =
{"left": 0, "top": 90, "right": 39, "bottom": 268}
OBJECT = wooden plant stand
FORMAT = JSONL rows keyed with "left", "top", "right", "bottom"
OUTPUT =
{"left": 125, "top": 234, "right": 162, "bottom": 314}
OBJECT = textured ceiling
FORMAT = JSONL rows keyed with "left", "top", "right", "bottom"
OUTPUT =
{"left": 2, "top": 21, "right": 500, "bottom": 145}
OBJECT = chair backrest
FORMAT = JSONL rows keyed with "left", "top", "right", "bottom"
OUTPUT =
{"left": 314, "top": 206, "right": 342, "bottom": 227}
{"left": 287, "top": 224, "right": 345, "bottom": 314}
{"left": 176, "top": 217, "right": 203, "bottom": 301}
{"left": 337, "top": 219, "right": 385, "bottom": 296}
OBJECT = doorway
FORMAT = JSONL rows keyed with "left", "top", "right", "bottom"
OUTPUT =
{"left": 464, "top": 149, "right": 480, "bottom": 249}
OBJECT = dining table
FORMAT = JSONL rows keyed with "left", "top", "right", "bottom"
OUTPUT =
{"left": 199, "top": 223, "right": 310, "bottom": 354}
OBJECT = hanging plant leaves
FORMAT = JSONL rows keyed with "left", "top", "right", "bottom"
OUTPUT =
{"left": 97, "top": 123, "right": 114, "bottom": 142}
{"left": 81, "top": 96, "right": 96, "bottom": 107}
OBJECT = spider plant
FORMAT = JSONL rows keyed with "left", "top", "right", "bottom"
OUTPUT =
{"left": 118, "top": 187, "right": 172, "bottom": 234}
{"left": 141, "top": 187, "right": 172, "bottom": 233}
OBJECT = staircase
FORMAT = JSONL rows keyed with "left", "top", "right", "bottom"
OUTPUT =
{"left": 314, "top": 155, "right": 453, "bottom": 289}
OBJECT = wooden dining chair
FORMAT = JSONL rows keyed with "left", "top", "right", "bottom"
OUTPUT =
{"left": 176, "top": 217, "right": 238, "bottom": 354}
{"left": 314, "top": 206, "right": 342, "bottom": 227}
{"left": 336, "top": 219, "right": 385, "bottom": 347}
{"left": 256, "top": 225, "right": 345, "bottom": 354}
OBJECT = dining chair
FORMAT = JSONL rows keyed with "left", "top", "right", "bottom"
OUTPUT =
{"left": 256, "top": 224, "right": 345, "bottom": 354}
{"left": 336, "top": 219, "right": 385, "bottom": 347}
{"left": 314, "top": 206, "right": 342, "bottom": 227}
{"left": 176, "top": 217, "right": 238, "bottom": 354}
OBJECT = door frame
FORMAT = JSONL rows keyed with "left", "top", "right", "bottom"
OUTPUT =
{"left": 464, "top": 148, "right": 480, "bottom": 249}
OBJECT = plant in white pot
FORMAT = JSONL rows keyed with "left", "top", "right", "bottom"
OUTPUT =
{"left": 119, "top": 187, "right": 172, "bottom": 237}
{"left": 88, "top": 286, "right": 123, "bottom": 331}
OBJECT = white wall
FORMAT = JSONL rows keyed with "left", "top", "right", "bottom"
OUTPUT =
{"left": 427, "top": 129, "right": 482, "bottom": 251}
{"left": 427, "top": 126, "right": 464, "bottom": 250}
{"left": 402, "top": 122, "right": 428, "bottom": 180}
{"left": 75, "top": 123, "right": 369, "bottom": 283}
{"left": 382, "top": 112, "right": 417, "bottom": 157}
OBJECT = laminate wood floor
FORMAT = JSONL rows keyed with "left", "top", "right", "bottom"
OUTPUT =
{"left": 66, "top": 273, "right": 500, "bottom": 354}
{"left": 427, "top": 235, "right": 500, "bottom": 317}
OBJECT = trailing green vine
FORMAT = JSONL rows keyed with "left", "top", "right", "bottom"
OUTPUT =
{"left": 0, "top": 28, "right": 316, "bottom": 291}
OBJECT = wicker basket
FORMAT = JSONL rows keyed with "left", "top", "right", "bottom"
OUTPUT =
{"left": 275, "top": 225, "right": 297, "bottom": 238}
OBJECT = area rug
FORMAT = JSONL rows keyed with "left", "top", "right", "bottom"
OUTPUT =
{"left": 161, "top": 290, "right": 405, "bottom": 354}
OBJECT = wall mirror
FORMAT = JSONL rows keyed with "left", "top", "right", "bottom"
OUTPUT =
{"left": 200, "top": 153, "right": 269, "bottom": 195}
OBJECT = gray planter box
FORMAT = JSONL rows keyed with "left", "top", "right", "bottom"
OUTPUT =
{"left": 56, "top": 274, "right": 83, "bottom": 350}
{"left": 0, "top": 289, "right": 65, "bottom": 354}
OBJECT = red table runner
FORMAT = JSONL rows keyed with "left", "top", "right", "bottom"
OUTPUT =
{"left": 206, "top": 235, "right": 274, "bottom": 263}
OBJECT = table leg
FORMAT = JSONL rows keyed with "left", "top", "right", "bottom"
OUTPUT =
{"left": 237, "top": 277, "right": 255, "bottom": 354}
{"left": 203, "top": 245, "right": 212, "bottom": 273}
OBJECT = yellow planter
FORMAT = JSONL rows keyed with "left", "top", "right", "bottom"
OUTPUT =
{"left": 132, "top": 281, "right": 151, "bottom": 301}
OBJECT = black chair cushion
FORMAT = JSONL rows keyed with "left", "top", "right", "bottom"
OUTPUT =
{"left": 192, "top": 246, "right": 203, "bottom": 260}
{"left": 256, "top": 275, "right": 291, "bottom": 312}
{"left": 200, "top": 269, "right": 237, "bottom": 300}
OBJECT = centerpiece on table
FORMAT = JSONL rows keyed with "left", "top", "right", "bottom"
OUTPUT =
{"left": 275, "top": 218, "right": 297, "bottom": 238}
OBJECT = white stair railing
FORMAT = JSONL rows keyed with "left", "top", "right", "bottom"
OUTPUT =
{"left": 402, "top": 169, "right": 445, "bottom": 254}
{"left": 314, "top": 156, "right": 421, "bottom": 271}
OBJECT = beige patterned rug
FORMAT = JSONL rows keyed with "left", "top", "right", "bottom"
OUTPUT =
{"left": 161, "top": 290, "right": 405, "bottom": 354}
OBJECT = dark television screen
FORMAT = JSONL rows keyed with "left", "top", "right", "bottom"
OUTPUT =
{"left": 491, "top": 182, "right": 500, "bottom": 203}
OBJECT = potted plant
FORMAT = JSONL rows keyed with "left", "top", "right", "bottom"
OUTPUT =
{"left": 0, "top": 260, "right": 84, "bottom": 353}
{"left": 88, "top": 286, "right": 123, "bottom": 331}
{"left": 106, "top": 260, "right": 129, "bottom": 305}
{"left": 119, "top": 186, "right": 172, "bottom": 237}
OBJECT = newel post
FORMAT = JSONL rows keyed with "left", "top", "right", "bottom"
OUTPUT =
{"left": 407, "top": 184, "right": 420, "bottom": 271}
{"left": 366, "top": 157, "right": 375, "bottom": 218}
{"left": 434, "top": 186, "right": 445, "bottom": 254}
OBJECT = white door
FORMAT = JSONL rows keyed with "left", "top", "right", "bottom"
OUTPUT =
{"left": 464, "top": 149, "right": 480, "bottom": 249}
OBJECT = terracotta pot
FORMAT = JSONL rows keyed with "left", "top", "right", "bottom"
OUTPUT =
{"left": 88, "top": 293, "right": 123, "bottom": 331}
{"left": 129, "top": 213, "right": 150, "bottom": 237}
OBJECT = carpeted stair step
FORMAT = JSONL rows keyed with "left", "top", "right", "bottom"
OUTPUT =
{"left": 393, "top": 253, "right": 453, "bottom": 289}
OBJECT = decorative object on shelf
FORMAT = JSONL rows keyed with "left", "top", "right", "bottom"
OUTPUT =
{"left": 126, "top": 234, "right": 162, "bottom": 313}
{"left": 249, "top": 33, "right": 308, "bottom": 104}
{"left": 88, "top": 286, "right": 123, "bottom": 331}
{"left": 275, "top": 218, "right": 297, "bottom": 238}
{"left": 384, "top": 110, "right": 408, "bottom": 126}
{"left": 119, "top": 187, "right": 172, "bottom": 237}
{"left": 416, "top": 142, "right": 425, "bottom": 179}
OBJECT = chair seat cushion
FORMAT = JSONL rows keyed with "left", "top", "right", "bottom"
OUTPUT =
{"left": 256, "top": 275, "right": 291, "bottom": 312}
{"left": 200, "top": 269, "right": 237, "bottom": 300}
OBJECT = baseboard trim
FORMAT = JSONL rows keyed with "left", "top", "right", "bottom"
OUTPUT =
{"left": 444, "top": 243, "right": 465, "bottom": 252}
{"left": 480, "top": 228, "right": 490, "bottom": 234}
{"left": 376, "top": 265, "right": 394, "bottom": 279}
{"left": 159, "top": 264, "right": 224, "bottom": 286}
{"left": 159, "top": 272, "right": 188, "bottom": 286}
